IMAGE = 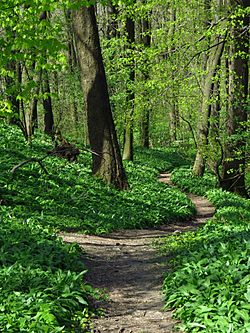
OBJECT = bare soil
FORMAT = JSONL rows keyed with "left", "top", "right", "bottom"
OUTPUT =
{"left": 61, "top": 173, "right": 215, "bottom": 333}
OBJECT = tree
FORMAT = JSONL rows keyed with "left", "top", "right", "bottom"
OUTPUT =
{"left": 72, "top": 5, "right": 129, "bottom": 189}
{"left": 139, "top": 1, "right": 151, "bottom": 148}
{"left": 192, "top": 0, "right": 225, "bottom": 176}
{"left": 42, "top": 68, "right": 54, "bottom": 137}
{"left": 0, "top": 1, "right": 65, "bottom": 140}
{"left": 122, "top": 8, "right": 135, "bottom": 161}
{"left": 219, "top": 0, "right": 249, "bottom": 196}
{"left": 167, "top": 1, "right": 179, "bottom": 143}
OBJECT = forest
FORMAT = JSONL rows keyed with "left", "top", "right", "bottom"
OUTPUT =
{"left": 0, "top": 0, "right": 249, "bottom": 332}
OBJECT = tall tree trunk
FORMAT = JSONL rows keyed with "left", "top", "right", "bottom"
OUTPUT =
{"left": 220, "top": 0, "right": 248, "bottom": 196}
{"left": 66, "top": 10, "right": 78, "bottom": 70}
{"left": 139, "top": 5, "right": 151, "bottom": 148}
{"left": 141, "top": 109, "right": 150, "bottom": 148}
{"left": 169, "top": 100, "right": 179, "bottom": 142}
{"left": 43, "top": 70, "right": 54, "bottom": 137}
{"left": 168, "top": 2, "right": 179, "bottom": 142}
{"left": 192, "top": 35, "right": 225, "bottom": 176}
{"left": 207, "top": 67, "right": 222, "bottom": 180}
{"left": 28, "top": 64, "right": 42, "bottom": 137}
{"left": 123, "top": 14, "right": 135, "bottom": 161}
{"left": 39, "top": 11, "right": 55, "bottom": 138}
{"left": 6, "top": 60, "right": 20, "bottom": 125}
{"left": 66, "top": 10, "right": 80, "bottom": 129}
{"left": 72, "top": 5, "right": 128, "bottom": 189}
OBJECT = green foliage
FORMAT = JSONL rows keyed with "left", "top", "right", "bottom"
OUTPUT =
{"left": 1, "top": 122, "right": 195, "bottom": 235}
{"left": 171, "top": 167, "right": 217, "bottom": 195}
{"left": 0, "top": 121, "right": 196, "bottom": 331}
{"left": 0, "top": 207, "right": 97, "bottom": 332}
{"left": 159, "top": 168, "right": 250, "bottom": 332}
{"left": 0, "top": 101, "right": 12, "bottom": 117}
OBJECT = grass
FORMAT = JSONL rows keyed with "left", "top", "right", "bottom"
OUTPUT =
{"left": 0, "top": 121, "right": 195, "bottom": 331}
{"left": 158, "top": 167, "right": 250, "bottom": 333}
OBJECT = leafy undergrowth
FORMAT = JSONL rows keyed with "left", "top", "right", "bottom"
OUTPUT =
{"left": 0, "top": 206, "right": 99, "bottom": 332}
{"left": 158, "top": 167, "right": 250, "bottom": 332}
{"left": 0, "top": 122, "right": 195, "bottom": 331}
{"left": 1, "top": 123, "right": 194, "bottom": 234}
{"left": 171, "top": 167, "right": 217, "bottom": 195}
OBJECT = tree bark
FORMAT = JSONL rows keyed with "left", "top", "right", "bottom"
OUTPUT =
{"left": 141, "top": 109, "right": 150, "bottom": 148}
{"left": 168, "top": 3, "right": 179, "bottom": 143}
{"left": 72, "top": 5, "right": 128, "bottom": 189}
{"left": 139, "top": 6, "right": 151, "bottom": 148}
{"left": 43, "top": 70, "right": 54, "bottom": 137}
{"left": 220, "top": 0, "right": 249, "bottom": 196}
{"left": 192, "top": 35, "right": 225, "bottom": 176}
{"left": 6, "top": 60, "right": 20, "bottom": 125}
{"left": 122, "top": 14, "right": 135, "bottom": 161}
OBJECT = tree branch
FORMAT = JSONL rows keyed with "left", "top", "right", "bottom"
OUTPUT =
{"left": 179, "top": 115, "right": 197, "bottom": 148}
{"left": 11, "top": 156, "right": 49, "bottom": 174}
{"left": 184, "top": 37, "right": 227, "bottom": 69}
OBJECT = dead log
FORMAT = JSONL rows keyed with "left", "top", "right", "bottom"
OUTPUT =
{"left": 47, "top": 143, "right": 80, "bottom": 161}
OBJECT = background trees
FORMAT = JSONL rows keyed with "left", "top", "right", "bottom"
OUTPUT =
{"left": 0, "top": 0, "right": 249, "bottom": 194}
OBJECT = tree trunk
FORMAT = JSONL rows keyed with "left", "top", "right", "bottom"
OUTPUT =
{"left": 220, "top": 0, "right": 248, "bottom": 196}
{"left": 141, "top": 109, "right": 150, "bottom": 148}
{"left": 192, "top": 35, "right": 225, "bottom": 176}
{"left": 29, "top": 65, "right": 42, "bottom": 137}
{"left": 66, "top": 10, "right": 80, "bottom": 130}
{"left": 43, "top": 70, "right": 54, "bottom": 137}
{"left": 169, "top": 101, "right": 179, "bottom": 142}
{"left": 6, "top": 60, "right": 20, "bottom": 125}
{"left": 139, "top": 5, "right": 151, "bottom": 148}
{"left": 123, "top": 125, "right": 134, "bottom": 161}
{"left": 208, "top": 70, "right": 221, "bottom": 179}
{"left": 168, "top": 3, "right": 179, "bottom": 143}
{"left": 122, "top": 14, "right": 135, "bottom": 161}
{"left": 72, "top": 5, "right": 128, "bottom": 189}
{"left": 66, "top": 10, "right": 78, "bottom": 70}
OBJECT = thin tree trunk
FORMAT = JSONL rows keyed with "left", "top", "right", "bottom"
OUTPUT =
{"left": 123, "top": 14, "right": 135, "bottom": 161}
{"left": 66, "top": 10, "right": 80, "bottom": 129}
{"left": 168, "top": 2, "right": 179, "bottom": 143}
{"left": 6, "top": 60, "right": 20, "bottom": 125}
{"left": 192, "top": 35, "right": 225, "bottom": 176}
{"left": 29, "top": 66, "right": 42, "bottom": 136}
{"left": 208, "top": 69, "right": 222, "bottom": 180}
{"left": 141, "top": 109, "right": 150, "bottom": 148}
{"left": 169, "top": 101, "right": 179, "bottom": 142}
{"left": 72, "top": 5, "right": 128, "bottom": 189}
{"left": 43, "top": 70, "right": 54, "bottom": 137}
{"left": 139, "top": 5, "right": 151, "bottom": 148}
{"left": 66, "top": 10, "right": 78, "bottom": 70}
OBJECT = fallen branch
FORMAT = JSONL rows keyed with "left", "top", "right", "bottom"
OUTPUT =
{"left": 11, "top": 157, "right": 49, "bottom": 174}
{"left": 10, "top": 145, "right": 101, "bottom": 175}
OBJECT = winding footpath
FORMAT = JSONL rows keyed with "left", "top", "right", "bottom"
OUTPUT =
{"left": 62, "top": 173, "right": 215, "bottom": 333}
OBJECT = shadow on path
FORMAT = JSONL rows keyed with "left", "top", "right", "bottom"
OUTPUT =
{"left": 62, "top": 173, "right": 215, "bottom": 333}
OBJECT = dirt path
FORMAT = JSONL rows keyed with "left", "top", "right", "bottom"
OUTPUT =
{"left": 62, "top": 173, "right": 215, "bottom": 333}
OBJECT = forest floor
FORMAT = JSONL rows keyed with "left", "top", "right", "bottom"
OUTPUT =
{"left": 61, "top": 173, "right": 215, "bottom": 333}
